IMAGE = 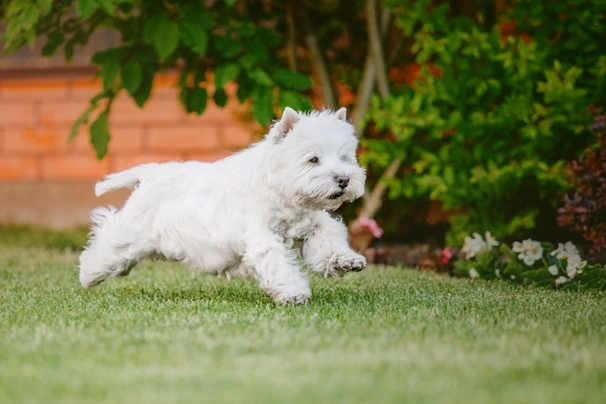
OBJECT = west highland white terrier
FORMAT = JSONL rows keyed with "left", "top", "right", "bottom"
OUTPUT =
{"left": 78, "top": 107, "right": 367, "bottom": 304}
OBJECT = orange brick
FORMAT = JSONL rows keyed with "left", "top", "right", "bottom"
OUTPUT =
{"left": 110, "top": 153, "right": 185, "bottom": 172}
{"left": 154, "top": 72, "right": 180, "bottom": 87}
{"left": 110, "top": 93, "right": 187, "bottom": 124}
{"left": 186, "top": 103, "right": 233, "bottom": 124}
{"left": 183, "top": 150, "right": 232, "bottom": 162}
{"left": 0, "top": 102, "right": 36, "bottom": 126}
{"left": 0, "top": 156, "right": 39, "bottom": 180}
{"left": 40, "top": 100, "right": 89, "bottom": 125}
{"left": 69, "top": 126, "right": 145, "bottom": 153}
{"left": 147, "top": 125, "right": 220, "bottom": 152}
{"left": 68, "top": 76, "right": 103, "bottom": 100}
{"left": 40, "top": 154, "right": 110, "bottom": 180}
{"left": 220, "top": 123, "right": 258, "bottom": 149}
{"left": 0, "top": 78, "right": 69, "bottom": 100}
{"left": 5, "top": 127, "right": 69, "bottom": 154}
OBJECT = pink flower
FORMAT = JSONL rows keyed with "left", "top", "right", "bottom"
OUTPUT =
{"left": 358, "top": 217, "right": 383, "bottom": 238}
{"left": 439, "top": 247, "right": 453, "bottom": 264}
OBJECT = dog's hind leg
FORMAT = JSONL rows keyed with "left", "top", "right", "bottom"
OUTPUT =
{"left": 78, "top": 207, "right": 152, "bottom": 288}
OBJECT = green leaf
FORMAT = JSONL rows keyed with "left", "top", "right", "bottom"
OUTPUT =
{"left": 180, "top": 27, "right": 209, "bottom": 55}
{"left": 143, "top": 15, "right": 179, "bottom": 60}
{"left": 68, "top": 92, "right": 108, "bottom": 142}
{"left": 19, "top": 4, "right": 40, "bottom": 30}
{"left": 97, "top": 0, "right": 116, "bottom": 16}
{"left": 189, "top": 87, "right": 208, "bottom": 115}
{"left": 252, "top": 86, "right": 274, "bottom": 125}
{"left": 213, "top": 88, "right": 228, "bottom": 108}
{"left": 255, "top": 27, "right": 281, "bottom": 48}
{"left": 214, "top": 34, "right": 241, "bottom": 58}
{"left": 585, "top": 278, "right": 605, "bottom": 290}
{"left": 236, "top": 78, "right": 254, "bottom": 104}
{"left": 91, "top": 47, "right": 123, "bottom": 64}
{"left": 178, "top": 8, "right": 213, "bottom": 55}
{"left": 214, "top": 63, "right": 241, "bottom": 88}
{"left": 90, "top": 110, "right": 111, "bottom": 160}
{"left": 76, "top": 0, "right": 97, "bottom": 19}
{"left": 279, "top": 90, "right": 312, "bottom": 111}
{"left": 179, "top": 87, "right": 193, "bottom": 113}
{"left": 100, "top": 60, "right": 120, "bottom": 91}
{"left": 247, "top": 69, "right": 273, "bottom": 86}
{"left": 272, "top": 69, "right": 312, "bottom": 90}
{"left": 37, "top": 0, "right": 53, "bottom": 14}
{"left": 520, "top": 268, "right": 552, "bottom": 282}
{"left": 121, "top": 58, "right": 142, "bottom": 95}
{"left": 3, "top": 37, "right": 26, "bottom": 55}
{"left": 5, "top": 18, "right": 22, "bottom": 39}
{"left": 133, "top": 68, "right": 154, "bottom": 107}
{"left": 41, "top": 33, "right": 65, "bottom": 57}
{"left": 5, "top": 1, "right": 28, "bottom": 18}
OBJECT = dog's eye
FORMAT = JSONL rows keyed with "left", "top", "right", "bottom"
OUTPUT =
{"left": 308, "top": 156, "right": 319, "bottom": 164}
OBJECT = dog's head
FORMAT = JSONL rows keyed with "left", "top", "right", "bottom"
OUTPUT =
{"left": 265, "top": 107, "right": 366, "bottom": 210}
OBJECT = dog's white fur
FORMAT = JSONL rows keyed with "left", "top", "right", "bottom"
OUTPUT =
{"left": 79, "top": 107, "right": 366, "bottom": 304}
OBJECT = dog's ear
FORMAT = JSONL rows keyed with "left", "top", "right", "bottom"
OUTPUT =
{"left": 335, "top": 107, "right": 347, "bottom": 121}
{"left": 274, "top": 107, "right": 300, "bottom": 140}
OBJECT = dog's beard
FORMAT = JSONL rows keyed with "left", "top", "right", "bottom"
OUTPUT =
{"left": 294, "top": 184, "right": 362, "bottom": 211}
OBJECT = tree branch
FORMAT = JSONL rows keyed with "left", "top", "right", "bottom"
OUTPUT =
{"left": 366, "top": 0, "right": 390, "bottom": 99}
{"left": 349, "top": 0, "right": 402, "bottom": 252}
{"left": 294, "top": 3, "right": 338, "bottom": 109}
{"left": 285, "top": 0, "right": 298, "bottom": 72}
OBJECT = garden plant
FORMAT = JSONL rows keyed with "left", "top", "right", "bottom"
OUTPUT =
{"left": 2, "top": 0, "right": 605, "bottom": 249}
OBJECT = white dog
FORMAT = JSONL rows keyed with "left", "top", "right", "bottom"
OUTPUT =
{"left": 79, "top": 107, "right": 367, "bottom": 304}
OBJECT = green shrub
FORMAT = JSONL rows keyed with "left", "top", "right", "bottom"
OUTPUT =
{"left": 364, "top": 0, "right": 606, "bottom": 245}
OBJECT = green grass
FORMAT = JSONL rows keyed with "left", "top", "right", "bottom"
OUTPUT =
{"left": 1, "top": 229, "right": 605, "bottom": 403}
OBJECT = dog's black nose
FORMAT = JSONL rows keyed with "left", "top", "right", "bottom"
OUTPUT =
{"left": 336, "top": 175, "right": 350, "bottom": 189}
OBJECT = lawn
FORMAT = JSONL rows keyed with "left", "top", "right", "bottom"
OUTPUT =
{"left": 1, "top": 227, "right": 605, "bottom": 404}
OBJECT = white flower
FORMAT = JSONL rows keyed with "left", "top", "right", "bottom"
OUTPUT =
{"left": 512, "top": 238, "right": 543, "bottom": 266}
{"left": 548, "top": 265, "right": 558, "bottom": 276}
{"left": 566, "top": 257, "right": 587, "bottom": 279}
{"left": 461, "top": 233, "right": 487, "bottom": 259}
{"left": 526, "top": 241, "right": 544, "bottom": 261}
{"left": 551, "top": 241, "right": 581, "bottom": 261}
{"left": 469, "top": 268, "right": 480, "bottom": 279}
{"left": 555, "top": 276, "right": 569, "bottom": 285}
{"left": 510, "top": 274, "right": 516, "bottom": 280}
{"left": 485, "top": 231, "right": 500, "bottom": 247}
{"left": 512, "top": 240, "right": 526, "bottom": 253}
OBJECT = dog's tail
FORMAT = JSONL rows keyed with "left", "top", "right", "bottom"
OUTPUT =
{"left": 95, "top": 163, "right": 158, "bottom": 196}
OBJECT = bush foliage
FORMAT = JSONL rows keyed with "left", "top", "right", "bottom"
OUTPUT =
{"left": 557, "top": 114, "right": 606, "bottom": 263}
{"left": 366, "top": 0, "right": 606, "bottom": 245}
{"left": 0, "top": 0, "right": 313, "bottom": 159}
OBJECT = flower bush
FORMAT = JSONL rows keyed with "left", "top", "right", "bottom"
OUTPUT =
{"left": 364, "top": 0, "right": 605, "bottom": 246}
{"left": 453, "top": 232, "right": 606, "bottom": 291}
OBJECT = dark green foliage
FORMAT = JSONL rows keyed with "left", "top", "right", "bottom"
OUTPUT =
{"left": 367, "top": 0, "right": 606, "bottom": 245}
{"left": 557, "top": 114, "right": 606, "bottom": 263}
{"left": 0, "top": 0, "right": 314, "bottom": 158}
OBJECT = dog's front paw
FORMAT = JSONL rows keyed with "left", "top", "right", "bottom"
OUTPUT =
{"left": 275, "top": 293, "right": 311, "bottom": 305}
{"left": 328, "top": 252, "right": 367, "bottom": 277}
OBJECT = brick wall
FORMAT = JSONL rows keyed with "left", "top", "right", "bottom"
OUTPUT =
{"left": 0, "top": 68, "right": 260, "bottom": 228}
{"left": 0, "top": 68, "right": 260, "bottom": 182}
